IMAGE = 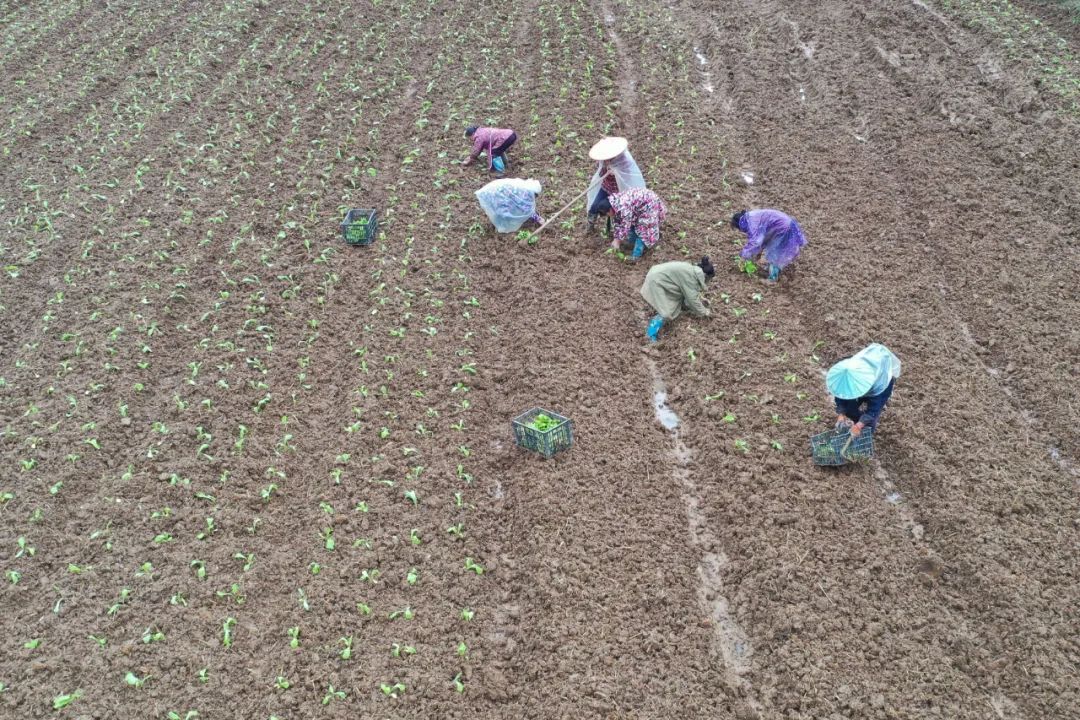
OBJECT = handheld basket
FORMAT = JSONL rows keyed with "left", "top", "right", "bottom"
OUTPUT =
{"left": 512, "top": 408, "right": 573, "bottom": 459}
{"left": 341, "top": 208, "right": 378, "bottom": 246}
{"left": 810, "top": 427, "right": 874, "bottom": 466}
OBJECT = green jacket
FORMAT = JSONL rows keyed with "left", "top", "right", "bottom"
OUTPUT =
{"left": 640, "top": 261, "right": 710, "bottom": 320}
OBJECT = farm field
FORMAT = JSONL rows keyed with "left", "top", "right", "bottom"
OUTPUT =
{"left": 1, "top": 0, "right": 1078, "bottom": 718}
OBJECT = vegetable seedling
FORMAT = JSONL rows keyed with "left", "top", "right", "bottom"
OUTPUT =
{"left": 322, "top": 684, "right": 346, "bottom": 705}
{"left": 221, "top": 617, "right": 236, "bottom": 648}
{"left": 529, "top": 414, "right": 560, "bottom": 432}
{"left": 53, "top": 690, "right": 83, "bottom": 710}
{"left": 124, "top": 671, "right": 149, "bottom": 688}
{"left": 380, "top": 682, "right": 406, "bottom": 698}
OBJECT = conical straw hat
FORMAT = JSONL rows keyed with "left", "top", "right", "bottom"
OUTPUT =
{"left": 826, "top": 358, "right": 876, "bottom": 400}
{"left": 589, "top": 136, "right": 629, "bottom": 161}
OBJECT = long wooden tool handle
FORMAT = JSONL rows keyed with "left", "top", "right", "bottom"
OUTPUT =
{"left": 521, "top": 175, "right": 607, "bottom": 243}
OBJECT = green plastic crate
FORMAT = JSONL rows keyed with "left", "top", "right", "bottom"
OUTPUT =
{"left": 512, "top": 408, "right": 573, "bottom": 458}
{"left": 341, "top": 208, "right": 377, "bottom": 246}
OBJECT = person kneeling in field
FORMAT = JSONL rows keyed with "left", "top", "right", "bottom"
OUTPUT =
{"left": 593, "top": 187, "right": 667, "bottom": 260}
{"left": 475, "top": 178, "right": 544, "bottom": 233}
{"left": 826, "top": 343, "right": 901, "bottom": 436}
{"left": 461, "top": 125, "right": 517, "bottom": 173}
{"left": 731, "top": 208, "right": 807, "bottom": 283}
{"left": 640, "top": 257, "right": 715, "bottom": 342}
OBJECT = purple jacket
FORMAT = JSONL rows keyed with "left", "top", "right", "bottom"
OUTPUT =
{"left": 738, "top": 209, "right": 807, "bottom": 269}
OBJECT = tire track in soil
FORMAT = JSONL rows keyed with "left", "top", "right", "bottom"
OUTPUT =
{"left": 645, "top": 354, "right": 757, "bottom": 701}
{"left": 601, "top": 2, "right": 763, "bottom": 712}
{"left": 597, "top": 0, "right": 641, "bottom": 133}
{"left": 458, "top": 2, "right": 733, "bottom": 715}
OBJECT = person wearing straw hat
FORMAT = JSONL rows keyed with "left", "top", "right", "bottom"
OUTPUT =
{"left": 461, "top": 125, "right": 517, "bottom": 173}
{"left": 731, "top": 209, "right": 807, "bottom": 283}
{"left": 826, "top": 343, "right": 901, "bottom": 436}
{"left": 640, "top": 257, "right": 715, "bottom": 342}
{"left": 586, "top": 136, "right": 646, "bottom": 233}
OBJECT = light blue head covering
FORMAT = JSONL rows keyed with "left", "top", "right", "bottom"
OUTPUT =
{"left": 826, "top": 357, "right": 876, "bottom": 399}
{"left": 827, "top": 343, "right": 901, "bottom": 399}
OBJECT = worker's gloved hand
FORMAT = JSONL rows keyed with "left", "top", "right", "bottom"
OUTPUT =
{"left": 835, "top": 415, "right": 854, "bottom": 430}
{"left": 849, "top": 422, "right": 864, "bottom": 437}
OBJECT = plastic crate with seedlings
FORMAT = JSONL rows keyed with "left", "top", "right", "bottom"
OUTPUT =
{"left": 341, "top": 208, "right": 378, "bottom": 246}
{"left": 512, "top": 408, "right": 573, "bottom": 458}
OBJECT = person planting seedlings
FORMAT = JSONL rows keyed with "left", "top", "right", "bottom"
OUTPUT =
{"left": 585, "top": 136, "right": 646, "bottom": 233}
{"left": 593, "top": 187, "right": 667, "bottom": 260}
{"left": 460, "top": 125, "right": 517, "bottom": 173}
{"left": 640, "top": 257, "right": 715, "bottom": 342}
{"left": 826, "top": 343, "right": 901, "bottom": 436}
{"left": 731, "top": 209, "right": 807, "bottom": 283}
{"left": 475, "top": 178, "right": 544, "bottom": 233}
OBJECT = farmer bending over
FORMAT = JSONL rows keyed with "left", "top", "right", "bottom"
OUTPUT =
{"left": 585, "top": 136, "right": 646, "bottom": 233}
{"left": 461, "top": 126, "right": 516, "bottom": 173}
{"left": 594, "top": 188, "right": 666, "bottom": 260}
{"left": 826, "top": 343, "right": 901, "bottom": 436}
{"left": 475, "top": 178, "right": 544, "bottom": 233}
{"left": 731, "top": 209, "right": 807, "bottom": 283}
{"left": 640, "top": 257, "right": 715, "bottom": 342}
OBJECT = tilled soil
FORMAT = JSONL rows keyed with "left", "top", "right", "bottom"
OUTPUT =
{"left": 0, "top": 1, "right": 1077, "bottom": 719}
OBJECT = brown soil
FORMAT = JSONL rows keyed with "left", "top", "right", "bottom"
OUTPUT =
{"left": 0, "top": 0, "right": 1077, "bottom": 719}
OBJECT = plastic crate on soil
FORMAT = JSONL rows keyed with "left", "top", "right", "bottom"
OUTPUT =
{"left": 809, "top": 427, "right": 875, "bottom": 466}
{"left": 512, "top": 408, "right": 573, "bottom": 458}
{"left": 341, "top": 208, "right": 378, "bottom": 246}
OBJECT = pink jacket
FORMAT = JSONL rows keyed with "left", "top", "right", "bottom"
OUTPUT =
{"left": 468, "top": 127, "right": 514, "bottom": 169}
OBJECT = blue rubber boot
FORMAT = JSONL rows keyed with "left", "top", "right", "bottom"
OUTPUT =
{"left": 631, "top": 236, "right": 646, "bottom": 259}
{"left": 492, "top": 155, "right": 506, "bottom": 173}
{"left": 767, "top": 263, "right": 781, "bottom": 282}
{"left": 647, "top": 315, "right": 664, "bottom": 342}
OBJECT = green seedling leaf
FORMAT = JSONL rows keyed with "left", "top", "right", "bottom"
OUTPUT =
{"left": 380, "top": 682, "right": 406, "bottom": 698}
{"left": 53, "top": 690, "right": 83, "bottom": 709}
{"left": 221, "top": 617, "right": 236, "bottom": 648}
{"left": 124, "top": 671, "right": 148, "bottom": 688}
